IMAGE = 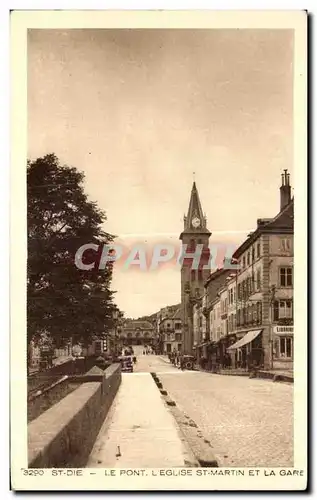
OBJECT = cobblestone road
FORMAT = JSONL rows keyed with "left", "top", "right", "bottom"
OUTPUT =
{"left": 159, "top": 370, "right": 293, "bottom": 468}
{"left": 132, "top": 353, "right": 293, "bottom": 468}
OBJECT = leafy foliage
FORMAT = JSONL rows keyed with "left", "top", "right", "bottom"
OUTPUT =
{"left": 27, "top": 154, "right": 116, "bottom": 349}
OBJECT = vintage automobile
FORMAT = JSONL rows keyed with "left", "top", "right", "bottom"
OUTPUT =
{"left": 180, "top": 355, "right": 195, "bottom": 370}
{"left": 119, "top": 355, "right": 134, "bottom": 373}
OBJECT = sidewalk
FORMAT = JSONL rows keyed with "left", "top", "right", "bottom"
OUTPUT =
{"left": 206, "top": 367, "right": 293, "bottom": 382}
{"left": 87, "top": 373, "right": 195, "bottom": 468}
{"left": 158, "top": 355, "right": 171, "bottom": 364}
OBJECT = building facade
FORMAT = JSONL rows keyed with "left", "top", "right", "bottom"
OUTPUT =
{"left": 119, "top": 320, "right": 156, "bottom": 347}
{"left": 159, "top": 306, "right": 183, "bottom": 354}
{"left": 227, "top": 170, "right": 294, "bottom": 370}
{"left": 195, "top": 268, "right": 235, "bottom": 368}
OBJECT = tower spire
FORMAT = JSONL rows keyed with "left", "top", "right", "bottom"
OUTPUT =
{"left": 180, "top": 181, "right": 211, "bottom": 237}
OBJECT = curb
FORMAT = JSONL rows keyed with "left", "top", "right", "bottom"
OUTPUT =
{"left": 195, "top": 368, "right": 294, "bottom": 384}
{"left": 151, "top": 373, "right": 219, "bottom": 468}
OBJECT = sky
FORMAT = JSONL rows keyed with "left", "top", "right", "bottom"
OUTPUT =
{"left": 28, "top": 29, "right": 294, "bottom": 318}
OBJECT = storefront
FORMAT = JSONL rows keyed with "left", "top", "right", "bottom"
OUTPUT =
{"left": 227, "top": 329, "right": 263, "bottom": 369}
{"left": 272, "top": 325, "right": 293, "bottom": 371}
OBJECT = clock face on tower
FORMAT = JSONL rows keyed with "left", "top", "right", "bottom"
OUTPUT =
{"left": 192, "top": 217, "right": 201, "bottom": 228}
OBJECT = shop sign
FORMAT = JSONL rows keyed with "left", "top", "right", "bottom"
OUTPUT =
{"left": 273, "top": 325, "right": 294, "bottom": 334}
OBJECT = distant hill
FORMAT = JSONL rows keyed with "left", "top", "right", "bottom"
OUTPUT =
{"left": 132, "top": 302, "right": 181, "bottom": 324}
{"left": 135, "top": 312, "right": 158, "bottom": 324}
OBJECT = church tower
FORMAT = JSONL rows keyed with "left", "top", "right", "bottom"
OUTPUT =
{"left": 180, "top": 182, "right": 211, "bottom": 354}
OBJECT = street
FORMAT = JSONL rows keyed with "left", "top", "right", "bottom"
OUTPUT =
{"left": 132, "top": 351, "right": 293, "bottom": 468}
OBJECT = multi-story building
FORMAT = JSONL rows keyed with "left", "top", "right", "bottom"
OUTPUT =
{"left": 119, "top": 319, "right": 156, "bottom": 347}
{"left": 227, "top": 169, "right": 294, "bottom": 371}
{"left": 159, "top": 306, "right": 183, "bottom": 354}
{"left": 157, "top": 304, "right": 181, "bottom": 353}
{"left": 194, "top": 268, "right": 234, "bottom": 367}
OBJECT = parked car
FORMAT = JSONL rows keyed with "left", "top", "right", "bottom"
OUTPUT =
{"left": 119, "top": 355, "right": 134, "bottom": 373}
{"left": 180, "top": 355, "right": 195, "bottom": 370}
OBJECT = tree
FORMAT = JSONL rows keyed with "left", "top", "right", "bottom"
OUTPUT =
{"left": 27, "top": 153, "right": 116, "bottom": 361}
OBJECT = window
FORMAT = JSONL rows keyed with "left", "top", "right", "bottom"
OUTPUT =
{"left": 198, "top": 269, "right": 203, "bottom": 281}
{"left": 281, "top": 238, "right": 291, "bottom": 252}
{"left": 278, "top": 300, "right": 293, "bottom": 319}
{"left": 175, "top": 333, "right": 181, "bottom": 342}
{"left": 241, "top": 283, "right": 244, "bottom": 301}
{"left": 248, "top": 305, "right": 252, "bottom": 325}
{"left": 243, "top": 307, "right": 247, "bottom": 325}
{"left": 252, "top": 247, "right": 255, "bottom": 262}
{"left": 175, "top": 322, "right": 182, "bottom": 330}
{"left": 280, "top": 337, "right": 292, "bottom": 358}
{"left": 280, "top": 267, "right": 293, "bottom": 287}
{"left": 242, "top": 256, "right": 246, "bottom": 268}
{"left": 247, "top": 252, "right": 250, "bottom": 266}
{"left": 248, "top": 277, "right": 251, "bottom": 296}
{"left": 257, "top": 302, "right": 262, "bottom": 324}
{"left": 257, "top": 242, "right": 261, "bottom": 258}
{"left": 237, "top": 309, "right": 240, "bottom": 327}
{"left": 241, "top": 308, "right": 245, "bottom": 326}
{"left": 256, "top": 268, "right": 261, "bottom": 291}
{"left": 252, "top": 303, "right": 257, "bottom": 323}
{"left": 191, "top": 269, "right": 196, "bottom": 281}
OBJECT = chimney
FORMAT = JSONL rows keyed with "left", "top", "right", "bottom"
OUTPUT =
{"left": 280, "top": 169, "right": 291, "bottom": 211}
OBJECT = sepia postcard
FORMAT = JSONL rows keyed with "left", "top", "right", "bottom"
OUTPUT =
{"left": 10, "top": 9, "right": 307, "bottom": 491}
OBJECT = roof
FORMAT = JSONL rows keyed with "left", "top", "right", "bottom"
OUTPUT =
{"left": 204, "top": 267, "right": 232, "bottom": 287}
{"left": 123, "top": 320, "right": 154, "bottom": 330}
{"left": 171, "top": 307, "right": 182, "bottom": 320}
{"left": 233, "top": 198, "right": 294, "bottom": 260}
{"left": 159, "top": 303, "right": 181, "bottom": 320}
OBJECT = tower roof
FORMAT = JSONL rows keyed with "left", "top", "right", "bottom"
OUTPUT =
{"left": 180, "top": 181, "right": 211, "bottom": 238}
{"left": 187, "top": 182, "right": 204, "bottom": 221}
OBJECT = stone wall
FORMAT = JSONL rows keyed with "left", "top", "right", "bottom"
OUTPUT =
{"left": 28, "top": 363, "right": 121, "bottom": 468}
{"left": 28, "top": 376, "right": 81, "bottom": 423}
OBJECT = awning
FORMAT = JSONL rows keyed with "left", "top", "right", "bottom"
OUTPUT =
{"left": 198, "top": 342, "right": 209, "bottom": 348}
{"left": 227, "top": 330, "right": 262, "bottom": 351}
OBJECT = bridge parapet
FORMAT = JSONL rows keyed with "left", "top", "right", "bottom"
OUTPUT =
{"left": 28, "top": 363, "right": 121, "bottom": 468}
